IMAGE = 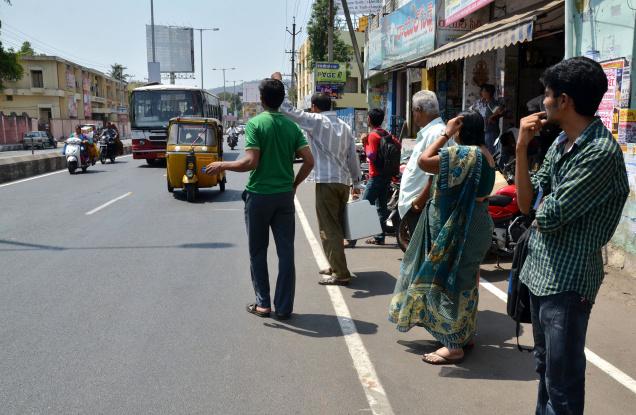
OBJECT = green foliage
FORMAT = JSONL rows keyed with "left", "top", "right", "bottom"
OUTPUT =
{"left": 18, "top": 41, "right": 35, "bottom": 56}
{"left": 109, "top": 63, "right": 130, "bottom": 81}
{"left": 0, "top": 2, "right": 24, "bottom": 89}
{"left": 218, "top": 92, "right": 242, "bottom": 114}
{"left": 306, "top": 0, "right": 352, "bottom": 68}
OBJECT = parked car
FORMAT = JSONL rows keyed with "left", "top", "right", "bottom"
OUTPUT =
{"left": 23, "top": 131, "right": 57, "bottom": 149}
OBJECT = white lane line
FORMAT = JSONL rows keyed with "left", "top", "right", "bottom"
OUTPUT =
{"left": 85, "top": 192, "right": 132, "bottom": 215}
{"left": 0, "top": 154, "right": 133, "bottom": 188}
{"left": 295, "top": 197, "right": 395, "bottom": 415}
{"left": 479, "top": 277, "right": 636, "bottom": 395}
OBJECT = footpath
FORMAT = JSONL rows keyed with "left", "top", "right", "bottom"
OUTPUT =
{"left": 0, "top": 139, "right": 132, "bottom": 184}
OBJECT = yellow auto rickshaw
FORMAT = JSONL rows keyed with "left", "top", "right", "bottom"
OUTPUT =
{"left": 165, "top": 117, "right": 225, "bottom": 202}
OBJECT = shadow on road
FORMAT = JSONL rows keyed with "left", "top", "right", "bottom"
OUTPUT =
{"left": 171, "top": 188, "right": 243, "bottom": 204}
{"left": 263, "top": 313, "right": 378, "bottom": 337}
{"left": 396, "top": 309, "right": 535, "bottom": 381}
{"left": 0, "top": 239, "right": 234, "bottom": 252}
{"left": 347, "top": 271, "right": 397, "bottom": 298}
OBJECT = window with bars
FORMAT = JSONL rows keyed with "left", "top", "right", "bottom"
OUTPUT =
{"left": 31, "top": 70, "right": 43, "bottom": 88}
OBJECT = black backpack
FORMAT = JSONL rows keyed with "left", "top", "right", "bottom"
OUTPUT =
{"left": 506, "top": 227, "right": 533, "bottom": 352}
{"left": 374, "top": 130, "right": 401, "bottom": 177}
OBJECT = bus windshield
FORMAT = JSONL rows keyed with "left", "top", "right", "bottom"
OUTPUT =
{"left": 131, "top": 90, "right": 203, "bottom": 129}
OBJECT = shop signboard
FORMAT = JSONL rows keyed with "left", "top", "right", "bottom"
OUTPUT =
{"left": 436, "top": 3, "right": 487, "bottom": 47}
{"left": 336, "top": 0, "right": 381, "bottom": 15}
{"left": 314, "top": 62, "right": 347, "bottom": 84}
{"left": 368, "top": 27, "right": 383, "bottom": 70}
{"left": 598, "top": 58, "right": 627, "bottom": 136}
{"left": 381, "top": 0, "right": 435, "bottom": 69}
{"left": 618, "top": 109, "right": 636, "bottom": 144}
{"left": 315, "top": 83, "right": 343, "bottom": 100}
{"left": 443, "top": 0, "right": 494, "bottom": 27}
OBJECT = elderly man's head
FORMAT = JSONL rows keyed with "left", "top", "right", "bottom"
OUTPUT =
{"left": 411, "top": 90, "right": 440, "bottom": 128}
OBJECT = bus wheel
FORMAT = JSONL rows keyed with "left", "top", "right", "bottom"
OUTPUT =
{"left": 146, "top": 159, "right": 156, "bottom": 166}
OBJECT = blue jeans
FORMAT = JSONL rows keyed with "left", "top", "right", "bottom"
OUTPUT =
{"left": 363, "top": 176, "right": 391, "bottom": 242}
{"left": 530, "top": 291, "right": 592, "bottom": 415}
{"left": 243, "top": 191, "right": 296, "bottom": 315}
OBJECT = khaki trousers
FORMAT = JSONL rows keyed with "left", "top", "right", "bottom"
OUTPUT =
{"left": 315, "top": 183, "right": 351, "bottom": 279}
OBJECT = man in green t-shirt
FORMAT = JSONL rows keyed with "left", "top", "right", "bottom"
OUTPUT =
{"left": 204, "top": 78, "right": 314, "bottom": 320}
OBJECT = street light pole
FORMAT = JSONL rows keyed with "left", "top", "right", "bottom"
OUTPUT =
{"left": 212, "top": 67, "right": 236, "bottom": 123}
{"left": 194, "top": 27, "right": 219, "bottom": 89}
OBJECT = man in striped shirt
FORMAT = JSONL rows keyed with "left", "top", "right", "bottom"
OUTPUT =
{"left": 516, "top": 57, "right": 629, "bottom": 414}
{"left": 274, "top": 72, "right": 362, "bottom": 286}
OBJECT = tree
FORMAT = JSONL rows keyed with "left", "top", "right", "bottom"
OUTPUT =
{"left": 0, "top": 0, "right": 23, "bottom": 90}
{"left": 218, "top": 92, "right": 242, "bottom": 115}
{"left": 18, "top": 41, "right": 35, "bottom": 56}
{"left": 306, "top": 0, "right": 352, "bottom": 68}
{"left": 109, "top": 63, "right": 130, "bottom": 82}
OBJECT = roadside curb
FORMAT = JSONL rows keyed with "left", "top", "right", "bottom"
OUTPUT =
{"left": 0, "top": 145, "right": 132, "bottom": 184}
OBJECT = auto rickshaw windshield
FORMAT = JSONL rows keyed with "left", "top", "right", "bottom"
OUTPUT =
{"left": 168, "top": 123, "right": 217, "bottom": 147}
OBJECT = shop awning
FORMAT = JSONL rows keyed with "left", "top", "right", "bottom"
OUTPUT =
{"left": 425, "top": 0, "right": 564, "bottom": 68}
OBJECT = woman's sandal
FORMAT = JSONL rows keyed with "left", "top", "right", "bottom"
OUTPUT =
{"left": 365, "top": 238, "right": 385, "bottom": 245}
{"left": 246, "top": 303, "right": 270, "bottom": 318}
{"left": 422, "top": 351, "right": 464, "bottom": 365}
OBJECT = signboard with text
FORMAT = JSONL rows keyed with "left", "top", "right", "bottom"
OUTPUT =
{"left": 380, "top": 0, "right": 435, "bottom": 69}
{"left": 314, "top": 62, "right": 347, "bottom": 84}
{"left": 598, "top": 59, "right": 627, "bottom": 136}
{"left": 443, "top": 0, "right": 494, "bottom": 26}
{"left": 336, "top": 0, "right": 381, "bottom": 15}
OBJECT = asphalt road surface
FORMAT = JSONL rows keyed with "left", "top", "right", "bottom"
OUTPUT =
{"left": 1, "top": 138, "right": 635, "bottom": 414}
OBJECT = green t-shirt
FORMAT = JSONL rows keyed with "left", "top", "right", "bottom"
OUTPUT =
{"left": 244, "top": 111, "right": 309, "bottom": 194}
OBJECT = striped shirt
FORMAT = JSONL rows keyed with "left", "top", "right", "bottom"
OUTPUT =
{"left": 280, "top": 100, "right": 361, "bottom": 185}
{"left": 520, "top": 118, "right": 629, "bottom": 302}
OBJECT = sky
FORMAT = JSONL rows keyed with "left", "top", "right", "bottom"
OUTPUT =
{"left": 0, "top": 0, "right": 314, "bottom": 90}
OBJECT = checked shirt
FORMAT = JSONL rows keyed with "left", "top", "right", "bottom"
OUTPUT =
{"left": 520, "top": 118, "right": 629, "bottom": 302}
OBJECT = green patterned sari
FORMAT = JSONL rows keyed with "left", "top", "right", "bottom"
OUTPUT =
{"left": 388, "top": 145, "right": 493, "bottom": 349}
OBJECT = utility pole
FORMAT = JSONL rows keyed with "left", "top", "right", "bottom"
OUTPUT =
{"left": 150, "top": 0, "right": 156, "bottom": 63}
{"left": 194, "top": 27, "right": 220, "bottom": 89}
{"left": 341, "top": 0, "right": 364, "bottom": 78}
{"left": 328, "top": 0, "right": 334, "bottom": 61}
{"left": 286, "top": 16, "right": 302, "bottom": 90}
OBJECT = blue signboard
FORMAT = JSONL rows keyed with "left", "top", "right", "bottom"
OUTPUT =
{"left": 381, "top": 0, "right": 436, "bottom": 69}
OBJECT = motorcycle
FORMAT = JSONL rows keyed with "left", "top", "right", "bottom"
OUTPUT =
{"left": 64, "top": 137, "right": 91, "bottom": 174}
{"left": 99, "top": 129, "right": 118, "bottom": 164}
{"left": 227, "top": 132, "right": 238, "bottom": 150}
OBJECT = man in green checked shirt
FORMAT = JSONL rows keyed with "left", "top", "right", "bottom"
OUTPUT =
{"left": 516, "top": 57, "right": 629, "bottom": 415}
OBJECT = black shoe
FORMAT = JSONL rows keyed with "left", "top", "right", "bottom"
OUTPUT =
{"left": 275, "top": 312, "right": 292, "bottom": 320}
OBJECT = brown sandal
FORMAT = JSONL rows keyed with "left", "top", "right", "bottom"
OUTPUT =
{"left": 246, "top": 303, "right": 270, "bottom": 317}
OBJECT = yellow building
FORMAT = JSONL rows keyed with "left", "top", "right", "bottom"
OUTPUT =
{"left": 0, "top": 55, "right": 128, "bottom": 126}
{"left": 295, "top": 31, "right": 367, "bottom": 111}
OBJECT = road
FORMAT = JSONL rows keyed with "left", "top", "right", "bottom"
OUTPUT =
{"left": 1, "top": 139, "right": 635, "bottom": 414}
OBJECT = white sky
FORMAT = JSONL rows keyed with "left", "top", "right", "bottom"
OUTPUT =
{"left": 0, "top": 0, "right": 314, "bottom": 89}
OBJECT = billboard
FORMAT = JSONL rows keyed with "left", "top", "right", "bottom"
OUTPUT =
{"left": 146, "top": 25, "right": 194, "bottom": 73}
{"left": 336, "top": 0, "right": 382, "bottom": 15}
{"left": 381, "top": 0, "right": 436, "bottom": 69}
{"left": 314, "top": 62, "right": 347, "bottom": 83}
{"left": 242, "top": 81, "right": 261, "bottom": 103}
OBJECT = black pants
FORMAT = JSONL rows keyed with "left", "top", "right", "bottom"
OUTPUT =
{"left": 243, "top": 191, "right": 296, "bottom": 315}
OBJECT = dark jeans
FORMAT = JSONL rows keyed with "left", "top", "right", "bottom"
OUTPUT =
{"left": 243, "top": 191, "right": 296, "bottom": 315}
{"left": 530, "top": 291, "right": 592, "bottom": 415}
{"left": 363, "top": 176, "right": 391, "bottom": 242}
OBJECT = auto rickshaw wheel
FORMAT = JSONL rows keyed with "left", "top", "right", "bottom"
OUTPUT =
{"left": 185, "top": 184, "right": 196, "bottom": 202}
{"left": 167, "top": 176, "right": 174, "bottom": 193}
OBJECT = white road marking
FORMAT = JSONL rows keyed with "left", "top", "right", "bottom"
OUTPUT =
{"left": 479, "top": 277, "right": 636, "bottom": 395}
{"left": 85, "top": 192, "right": 132, "bottom": 215}
{"left": 295, "top": 197, "right": 394, "bottom": 415}
{"left": 0, "top": 154, "right": 133, "bottom": 188}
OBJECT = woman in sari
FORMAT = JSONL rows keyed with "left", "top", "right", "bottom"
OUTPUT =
{"left": 388, "top": 111, "right": 495, "bottom": 365}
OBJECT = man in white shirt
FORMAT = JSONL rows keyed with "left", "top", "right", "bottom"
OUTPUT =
{"left": 273, "top": 72, "right": 361, "bottom": 286}
{"left": 398, "top": 90, "right": 450, "bottom": 241}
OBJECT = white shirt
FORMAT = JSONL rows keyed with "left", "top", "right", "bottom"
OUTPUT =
{"left": 280, "top": 100, "right": 361, "bottom": 185}
{"left": 397, "top": 117, "right": 450, "bottom": 219}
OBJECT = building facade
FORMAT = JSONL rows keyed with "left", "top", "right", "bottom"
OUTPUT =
{"left": 0, "top": 55, "right": 128, "bottom": 139}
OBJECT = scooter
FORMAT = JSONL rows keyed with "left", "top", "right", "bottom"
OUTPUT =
{"left": 227, "top": 133, "right": 238, "bottom": 150}
{"left": 64, "top": 137, "right": 90, "bottom": 174}
{"left": 99, "top": 129, "right": 118, "bottom": 164}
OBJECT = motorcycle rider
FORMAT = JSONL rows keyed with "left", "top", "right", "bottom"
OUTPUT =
{"left": 226, "top": 123, "right": 239, "bottom": 137}
{"left": 107, "top": 122, "right": 124, "bottom": 156}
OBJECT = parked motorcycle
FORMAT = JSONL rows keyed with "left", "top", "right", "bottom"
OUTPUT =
{"left": 99, "top": 129, "right": 118, "bottom": 164}
{"left": 64, "top": 137, "right": 91, "bottom": 174}
{"left": 227, "top": 133, "right": 238, "bottom": 150}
